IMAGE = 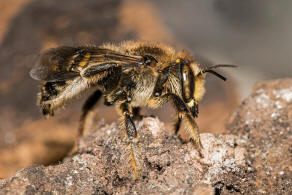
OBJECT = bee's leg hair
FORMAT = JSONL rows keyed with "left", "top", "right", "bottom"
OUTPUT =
{"left": 174, "top": 116, "right": 182, "bottom": 134}
{"left": 117, "top": 102, "right": 141, "bottom": 179}
{"left": 105, "top": 74, "right": 136, "bottom": 106}
{"left": 79, "top": 90, "right": 102, "bottom": 137}
{"left": 104, "top": 89, "right": 128, "bottom": 106}
{"left": 189, "top": 101, "right": 199, "bottom": 118}
{"left": 170, "top": 94, "right": 203, "bottom": 157}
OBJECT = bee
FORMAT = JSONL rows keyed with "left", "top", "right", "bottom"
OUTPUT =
{"left": 30, "top": 41, "right": 235, "bottom": 178}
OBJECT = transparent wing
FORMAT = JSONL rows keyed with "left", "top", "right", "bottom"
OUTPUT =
{"left": 30, "top": 46, "right": 143, "bottom": 82}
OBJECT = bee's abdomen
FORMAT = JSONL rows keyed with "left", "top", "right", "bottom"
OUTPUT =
{"left": 39, "top": 82, "right": 60, "bottom": 116}
{"left": 40, "top": 81, "right": 66, "bottom": 102}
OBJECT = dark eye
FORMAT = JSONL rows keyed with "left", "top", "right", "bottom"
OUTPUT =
{"left": 183, "top": 70, "right": 188, "bottom": 81}
{"left": 180, "top": 63, "right": 195, "bottom": 103}
{"left": 143, "top": 55, "right": 158, "bottom": 66}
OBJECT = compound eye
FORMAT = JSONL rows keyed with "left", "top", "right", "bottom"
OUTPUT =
{"left": 181, "top": 64, "right": 195, "bottom": 103}
{"left": 143, "top": 55, "right": 158, "bottom": 66}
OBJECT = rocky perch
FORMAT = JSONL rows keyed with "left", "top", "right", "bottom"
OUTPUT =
{"left": 1, "top": 79, "right": 292, "bottom": 194}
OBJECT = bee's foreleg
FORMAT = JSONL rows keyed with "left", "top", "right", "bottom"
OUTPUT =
{"left": 170, "top": 94, "right": 203, "bottom": 157}
{"left": 117, "top": 102, "right": 141, "bottom": 179}
{"left": 187, "top": 99, "right": 199, "bottom": 118}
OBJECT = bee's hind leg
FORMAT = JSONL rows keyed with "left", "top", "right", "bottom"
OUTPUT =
{"left": 79, "top": 90, "right": 103, "bottom": 137}
{"left": 69, "top": 90, "right": 102, "bottom": 155}
{"left": 117, "top": 102, "right": 141, "bottom": 179}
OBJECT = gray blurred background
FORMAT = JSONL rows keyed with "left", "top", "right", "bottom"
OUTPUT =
{"left": 151, "top": 0, "right": 292, "bottom": 97}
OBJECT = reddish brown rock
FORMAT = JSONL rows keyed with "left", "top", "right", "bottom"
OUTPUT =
{"left": 0, "top": 117, "right": 248, "bottom": 194}
{"left": 227, "top": 78, "right": 292, "bottom": 194}
{"left": 2, "top": 76, "right": 292, "bottom": 194}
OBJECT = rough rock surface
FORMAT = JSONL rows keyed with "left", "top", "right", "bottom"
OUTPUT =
{"left": 0, "top": 117, "right": 248, "bottom": 194}
{"left": 227, "top": 78, "right": 292, "bottom": 194}
{"left": 1, "top": 78, "right": 292, "bottom": 194}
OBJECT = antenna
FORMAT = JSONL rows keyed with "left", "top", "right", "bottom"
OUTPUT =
{"left": 200, "top": 64, "right": 237, "bottom": 81}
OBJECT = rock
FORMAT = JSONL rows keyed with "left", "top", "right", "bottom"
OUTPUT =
{"left": 0, "top": 117, "right": 248, "bottom": 194}
{"left": 227, "top": 78, "right": 292, "bottom": 194}
{"left": 192, "top": 184, "right": 214, "bottom": 195}
{"left": 2, "top": 78, "right": 292, "bottom": 194}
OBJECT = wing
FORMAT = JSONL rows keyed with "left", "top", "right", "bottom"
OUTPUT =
{"left": 30, "top": 46, "right": 143, "bottom": 82}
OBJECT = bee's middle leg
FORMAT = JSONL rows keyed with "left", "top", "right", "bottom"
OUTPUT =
{"left": 117, "top": 102, "right": 141, "bottom": 179}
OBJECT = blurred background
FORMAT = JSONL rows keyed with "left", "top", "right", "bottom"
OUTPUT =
{"left": 0, "top": 0, "right": 291, "bottom": 178}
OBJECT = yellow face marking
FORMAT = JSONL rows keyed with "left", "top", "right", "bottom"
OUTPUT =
{"left": 194, "top": 77, "right": 206, "bottom": 101}
{"left": 187, "top": 99, "right": 195, "bottom": 107}
{"left": 79, "top": 53, "right": 91, "bottom": 67}
{"left": 176, "top": 59, "right": 181, "bottom": 63}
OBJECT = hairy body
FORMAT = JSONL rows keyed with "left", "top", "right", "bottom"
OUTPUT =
{"left": 30, "top": 41, "right": 234, "bottom": 178}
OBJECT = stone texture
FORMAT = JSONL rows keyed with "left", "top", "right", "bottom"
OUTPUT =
{"left": 227, "top": 78, "right": 292, "bottom": 194}
{"left": 2, "top": 78, "right": 292, "bottom": 194}
{"left": 0, "top": 117, "right": 248, "bottom": 194}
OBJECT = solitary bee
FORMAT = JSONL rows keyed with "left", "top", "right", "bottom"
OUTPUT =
{"left": 30, "top": 41, "right": 235, "bottom": 178}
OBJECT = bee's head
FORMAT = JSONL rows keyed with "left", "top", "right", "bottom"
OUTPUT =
{"left": 172, "top": 52, "right": 237, "bottom": 108}
{"left": 175, "top": 51, "right": 237, "bottom": 81}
